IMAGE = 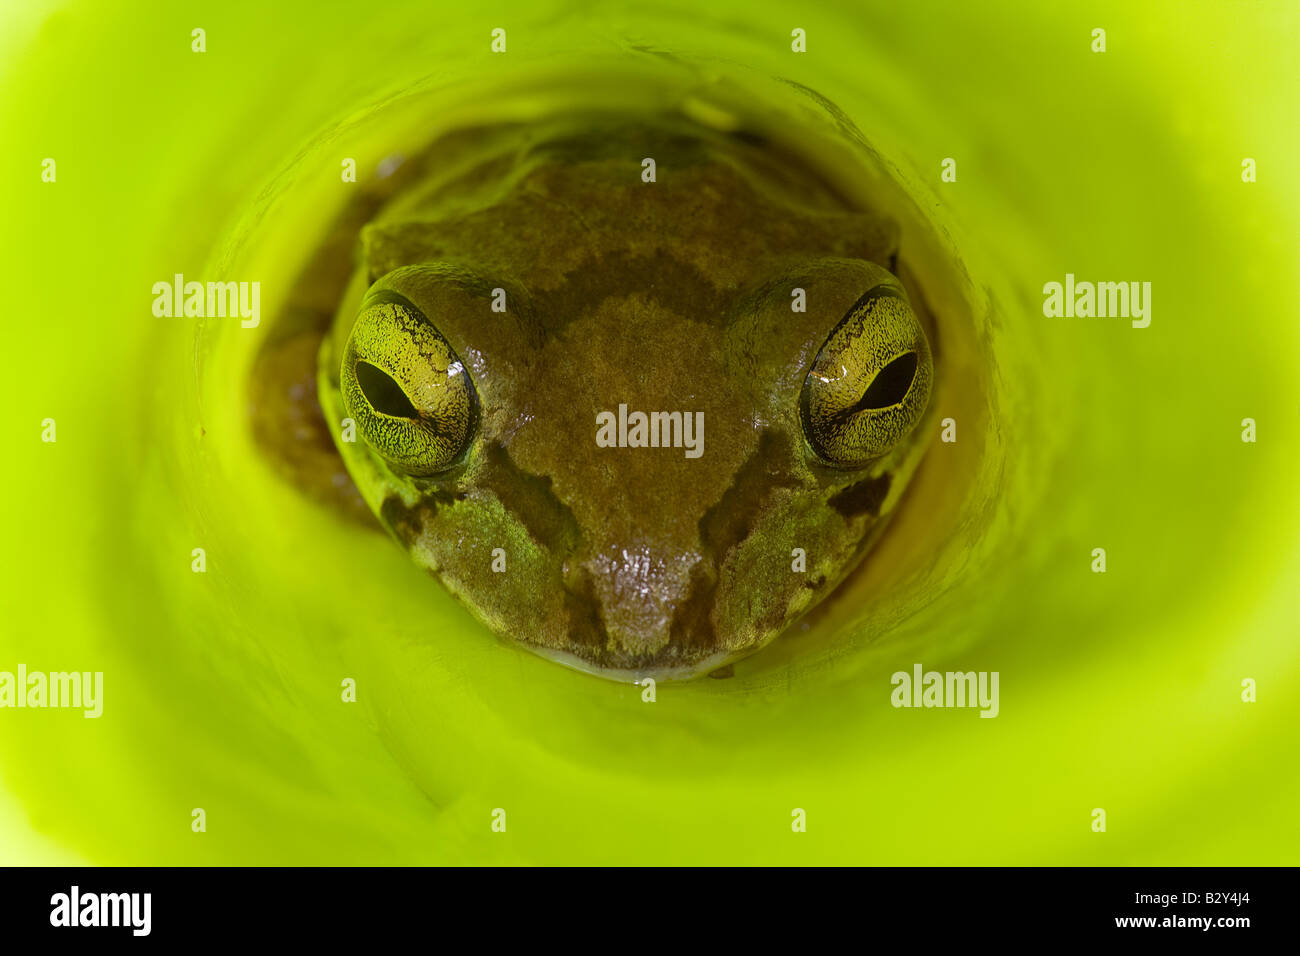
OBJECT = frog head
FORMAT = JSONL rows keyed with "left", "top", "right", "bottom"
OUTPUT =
{"left": 318, "top": 117, "right": 936, "bottom": 679}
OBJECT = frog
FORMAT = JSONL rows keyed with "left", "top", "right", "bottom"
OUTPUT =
{"left": 261, "top": 112, "right": 939, "bottom": 681}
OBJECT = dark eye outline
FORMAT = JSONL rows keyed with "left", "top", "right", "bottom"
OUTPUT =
{"left": 799, "top": 286, "right": 932, "bottom": 469}
{"left": 340, "top": 291, "right": 480, "bottom": 477}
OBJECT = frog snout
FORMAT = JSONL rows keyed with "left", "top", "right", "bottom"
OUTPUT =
{"left": 563, "top": 543, "right": 707, "bottom": 661}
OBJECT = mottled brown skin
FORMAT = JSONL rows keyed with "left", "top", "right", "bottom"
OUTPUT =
{"left": 313, "top": 116, "right": 938, "bottom": 680}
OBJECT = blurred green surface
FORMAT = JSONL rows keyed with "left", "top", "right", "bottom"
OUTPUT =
{"left": 1, "top": 0, "right": 1297, "bottom": 864}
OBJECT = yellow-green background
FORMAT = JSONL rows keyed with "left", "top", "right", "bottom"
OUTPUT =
{"left": 1, "top": 0, "right": 1297, "bottom": 864}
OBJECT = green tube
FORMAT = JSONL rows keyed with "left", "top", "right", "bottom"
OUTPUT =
{"left": 1, "top": 0, "right": 1297, "bottom": 864}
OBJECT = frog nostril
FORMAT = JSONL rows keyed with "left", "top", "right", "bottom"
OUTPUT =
{"left": 858, "top": 351, "right": 918, "bottom": 410}
{"left": 355, "top": 361, "right": 420, "bottom": 419}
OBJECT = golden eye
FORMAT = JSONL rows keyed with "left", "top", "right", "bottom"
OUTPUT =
{"left": 339, "top": 292, "right": 477, "bottom": 476}
{"left": 799, "top": 284, "right": 933, "bottom": 468}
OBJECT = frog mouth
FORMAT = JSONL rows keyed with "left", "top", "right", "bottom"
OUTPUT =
{"left": 529, "top": 641, "right": 739, "bottom": 684}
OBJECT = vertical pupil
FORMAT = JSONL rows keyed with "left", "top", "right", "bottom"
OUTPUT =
{"left": 356, "top": 361, "right": 419, "bottom": 418}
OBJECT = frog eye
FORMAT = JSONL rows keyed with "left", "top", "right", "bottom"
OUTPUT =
{"left": 799, "top": 285, "right": 933, "bottom": 468}
{"left": 339, "top": 292, "right": 478, "bottom": 476}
